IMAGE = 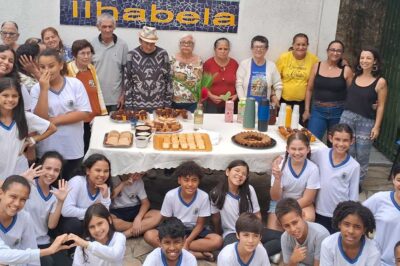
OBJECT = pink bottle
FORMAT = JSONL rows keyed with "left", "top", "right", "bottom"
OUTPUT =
{"left": 225, "top": 100, "right": 234, "bottom": 122}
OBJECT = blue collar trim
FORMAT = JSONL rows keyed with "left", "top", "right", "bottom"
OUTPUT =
{"left": 228, "top": 191, "right": 240, "bottom": 200}
{"left": 35, "top": 178, "right": 53, "bottom": 201}
{"left": 86, "top": 179, "right": 99, "bottom": 201}
{"left": 338, "top": 234, "right": 365, "bottom": 264}
{"left": 0, "top": 215, "right": 17, "bottom": 233}
{"left": 390, "top": 191, "right": 400, "bottom": 211}
{"left": 235, "top": 242, "right": 256, "bottom": 266}
{"left": 49, "top": 77, "right": 66, "bottom": 95}
{"left": 288, "top": 158, "right": 307, "bottom": 178}
{"left": 329, "top": 149, "right": 350, "bottom": 168}
{"left": 0, "top": 120, "right": 15, "bottom": 131}
{"left": 178, "top": 187, "right": 197, "bottom": 207}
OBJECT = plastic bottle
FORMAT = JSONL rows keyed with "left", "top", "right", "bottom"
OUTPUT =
{"left": 291, "top": 105, "right": 300, "bottom": 129}
{"left": 285, "top": 105, "right": 292, "bottom": 128}
{"left": 237, "top": 98, "right": 246, "bottom": 123}
{"left": 257, "top": 98, "right": 270, "bottom": 132}
{"left": 277, "top": 103, "right": 287, "bottom": 126}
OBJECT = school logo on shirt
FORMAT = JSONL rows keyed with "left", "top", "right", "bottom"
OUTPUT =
{"left": 67, "top": 100, "right": 74, "bottom": 108}
{"left": 128, "top": 193, "right": 137, "bottom": 199}
{"left": 13, "top": 238, "right": 20, "bottom": 247}
{"left": 89, "top": 79, "right": 96, "bottom": 88}
{"left": 342, "top": 172, "right": 347, "bottom": 179}
{"left": 193, "top": 208, "right": 199, "bottom": 216}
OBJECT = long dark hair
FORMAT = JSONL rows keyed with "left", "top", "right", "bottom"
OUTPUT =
{"left": 82, "top": 203, "right": 115, "bottom": 262}
{"left": 209, "top": 160, "right": 254, "bottom": 214}
{"left": 76, "top": 153, "right": 112, "bottom": 188}
{"left": 0, "top": 77, "right": 28, "bottom": 139}
{"left": 354, "top": 47, "right": 383, "bottom": 77}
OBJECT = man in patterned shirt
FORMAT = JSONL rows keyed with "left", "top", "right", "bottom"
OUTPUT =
{"left": 124, "top": 26, "right": 172, "bottom": 112}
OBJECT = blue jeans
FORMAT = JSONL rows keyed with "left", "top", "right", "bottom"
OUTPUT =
{"left": 340, "top": 110, "right": 374, "bottom": 182}
{"left": 308, "top": 104, "right": 344, "bottom": 140}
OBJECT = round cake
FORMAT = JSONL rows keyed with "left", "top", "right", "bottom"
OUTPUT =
{"left": 233, "top": 131, "right": 272, "bottom": 148}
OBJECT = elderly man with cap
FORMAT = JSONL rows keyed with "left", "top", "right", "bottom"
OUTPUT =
{"left": 91, "top": 13, "right": 128, "bottom": 112}
{"left": 124, "top": 26, "right": 172, "bottom": 112}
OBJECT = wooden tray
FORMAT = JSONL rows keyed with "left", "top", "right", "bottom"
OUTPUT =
{"left": 153, "top": 133, "right": 212, "bottom": 152}
{"left": 103, "top": 132, "right": 134, "bottom": 148}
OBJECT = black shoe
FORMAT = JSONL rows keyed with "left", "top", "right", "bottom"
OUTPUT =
{"left": 359, "top": 184, "right": 363, "bottom": 193}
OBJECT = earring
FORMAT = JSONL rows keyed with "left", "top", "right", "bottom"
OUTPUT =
{"left": 373, "top": 64, "right": 378, "bottom": 72}
{"left": 357, "top": 65, "right": 362, "bottom": 71}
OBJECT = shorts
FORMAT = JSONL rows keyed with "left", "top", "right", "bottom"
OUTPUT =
{"left": 268, "top": 200, "right": 277, "bottom": 213}
{"left": 110, "top": 205, "right": 141, "bottom": 222}
{"left": 184, "top": 226, "right": 211, "bottom": 240}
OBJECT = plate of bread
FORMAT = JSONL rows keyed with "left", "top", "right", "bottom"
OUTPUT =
{"left": 154, "top": 108, "right": 190, "bottom": 120}
{"left": 103, "top": 130, "right": 133, "bottom": 147}
{"left": 146, "top": 117, "right": 183, "bottom": 133}
{"left": 109, "top": 110, "right": 148, "bottom": 123}
{"left": 278, "top": 126, "right": 316, "bottom": 142}
{"left": 153, "top": 133, "right": 212, "bottom": 151}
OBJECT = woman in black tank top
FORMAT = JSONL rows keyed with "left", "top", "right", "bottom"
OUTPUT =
{"left": 339, "top": 48, "right": 388, "bottom": 185}
{"left": 303, "top": 40, "right": 353, "bottom": 140}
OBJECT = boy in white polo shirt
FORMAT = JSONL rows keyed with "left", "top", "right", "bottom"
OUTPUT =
{"left": 143, "top": 217, "right": 197, "bottom": 266}
{"left": 276, "top": 198, "right": 329, "bottom": 266}
{"left": 218, "top": 212, "right": 270, "bottom": 266}
{"left": 144, "top": 161, "right": 222, "bottom": 261}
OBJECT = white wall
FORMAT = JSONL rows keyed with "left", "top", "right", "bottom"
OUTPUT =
{"left": 0, "top": 0, "right": 340, "bottom": 61}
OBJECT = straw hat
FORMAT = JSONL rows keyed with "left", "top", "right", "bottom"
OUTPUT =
{"left": 139, "top": 26, "right": 158, "bottom": 43}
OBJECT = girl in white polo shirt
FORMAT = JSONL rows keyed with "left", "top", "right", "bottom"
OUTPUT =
{"left": 59, "top": 154, "right": 111, "bottom": 237}
{"left": 268, "top": 131, "right": 320, "bottom": 231}
{"left": 23, "top": 151, "right": 69, "bottom": 266}
{"left": 320, "top": 201, "right": 380, "bottom": 266}
{"left": 31, "top": 48, "right": 91, "bottom": 180}
{"left": 312, "top": 123, "right": 360, "bottom": 233}
{"left": 69, "top": 203, "right": 126, "bottom": 266}
{"left": 363, "top": 164, "right": 400, "bottom": 266}
{"left": 210, "top": 160, "right": 282, "bottom": 257}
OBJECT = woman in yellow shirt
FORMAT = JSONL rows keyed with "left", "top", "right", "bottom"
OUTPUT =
{"left": 276, "top": 33, "right": 318, "bottom": 126}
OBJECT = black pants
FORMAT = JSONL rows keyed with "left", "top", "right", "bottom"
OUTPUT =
{"left": 315, "top": 213, "right": 337, "bottom": 234}
{"left": 223, "top": 227, "right": 282, "bottom": 256}
{"left": 62, "top": 158, "right": 83, "bottom": 181}
{"left": 280, "top": 98, "right": 306, "bottom": 127}
{"left": 38, "top": 243, "right": 72, "bottom": 266}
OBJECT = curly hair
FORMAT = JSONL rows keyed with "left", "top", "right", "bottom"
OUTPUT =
{"left": 332, "top": 200, "right": 375, "bottom": 237}
{"left": 173, "top": 160, "right": 204, "bottom": 180}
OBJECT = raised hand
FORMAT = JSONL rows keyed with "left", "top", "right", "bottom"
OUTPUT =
{"left": 50, "top": 179, "right": 70, "bottom": 202}
{"left": 50, "top": 234, "right": 72, "bottom": 253}
{"left": 271, "top": 156, "right": 283, "bottom": 180}
{"left": 96, "top": 183, "right": 109, "bottom": 198}
{"left": 39, "top": 70, "right": 51, "bottom": 91}
{"left": 21, "top": 163, "right": 44, "bottom": 182}
{"left": 67, "top": 233, "right": 88, "bottom": 248}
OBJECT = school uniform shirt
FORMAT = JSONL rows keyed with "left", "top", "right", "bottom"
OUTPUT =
{"left": 271, "top": 157, "right": 320, "bottom": 200}
{"left": 30, "top": 77, "right": 92, "bottom": 160}
{"left": 61, "top": 175, "right": 111, "bottom": 220}
{"left": 217, "top": 242, "right": 271, "bottom": 266}
{"left": 312, "top": 148, "right": 360, "bottom": 217}
{"left": 72, "top": 232, "right": 126, "bottom": 266}
{"left": 0, "top": 112, "right": 50, "bottom": 180}
{"left": 0, "top": 238, "right": 40, "bottom": 266}
{"left": 320, "top": 232, "right": 381, "bottom": 266}
{"left": 211, "top": 185, "right": 260, "bottom": 238}
{"left": 281, "top": 221, "right": 330, "bottom": 265}
{"left": 160, "top": 187, "right": 210, "bottom": 228}
{"left": 24, "top": 179, "right": 57, "bottom": 245}
{"left": 363, "top": 191, "right": 400, "bottom": 266}
{"left": 143, "top": 247, "right": 197, "bottom": 266}
{"left": 0, "top": 210, "right": 39, "bottom": 266}
{"left": 110, "top": 176, "right": 147, "bottom": 209}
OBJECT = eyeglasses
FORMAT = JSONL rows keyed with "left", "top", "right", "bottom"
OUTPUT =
{"left": 252, "top": 45, "right": 267, "bottom": 50}
{"left": 328, "top": 48, "right": 343, "bottom": 54}
{"left": 77, "top": 51, "right": 92, "bottom": 57}
{"left": 180, "top": 41, "right": 194, "bottom": 47}
{"left": 0, "top": 31, "right": 18, "bottom": 37}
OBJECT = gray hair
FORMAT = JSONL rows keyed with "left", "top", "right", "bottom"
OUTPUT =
{"left": 96, "top": 13, "right": 116, "bottom": 27}
{"left": 179, "top": 34, "right": 195, "bottom": 44}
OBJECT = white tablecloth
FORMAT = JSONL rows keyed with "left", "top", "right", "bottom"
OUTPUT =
{"left": 86, "top": 114, "right": 326, "bottom": 175}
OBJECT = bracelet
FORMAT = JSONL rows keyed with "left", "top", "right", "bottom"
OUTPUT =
{"left": 29, "top": 137, "right": 36, "bottom": 145}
